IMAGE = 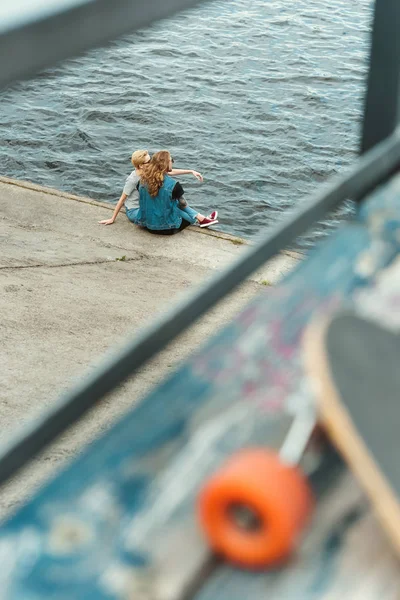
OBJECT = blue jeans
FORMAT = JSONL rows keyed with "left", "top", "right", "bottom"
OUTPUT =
{"left": 177, "top": 205, "right": 198, "bottom": 224}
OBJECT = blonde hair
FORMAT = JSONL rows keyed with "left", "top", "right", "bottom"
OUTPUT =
{"left": 131, "top": 149, "right": 149, "bottom": 169}
{"left": 140, "top": 150, "right": 170, "bottom": 197}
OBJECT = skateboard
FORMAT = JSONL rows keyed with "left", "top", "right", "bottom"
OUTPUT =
{"left": 304, "top": 270, "right": 400, "bottom": 562}
{"left": 1, "top": 174, "right": 400, "bottom": 598}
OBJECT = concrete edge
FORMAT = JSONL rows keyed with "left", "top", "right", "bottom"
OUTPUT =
{"left": 0, "top": 175, "right": 304, "bottom": 260}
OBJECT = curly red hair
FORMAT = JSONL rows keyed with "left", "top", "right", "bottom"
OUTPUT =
{"left": 140, "top": 150, "right": 170, "bottom": 197}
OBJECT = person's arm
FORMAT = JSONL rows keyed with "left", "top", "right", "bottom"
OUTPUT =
{"left": 169, "top": 168, "right": 203, "bottom": 182}
{"left": 178, "top": 195, "right": 188, "bottom": 208}
{"left": 171, "top": 181, "right": 188, "bottom": 207}
{"left": 98, "top": 192, "right": 127, "bottom": 225}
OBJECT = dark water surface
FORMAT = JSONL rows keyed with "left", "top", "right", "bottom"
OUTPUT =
{"left": 0, "top": 0, "right": 372, "bottom": 244}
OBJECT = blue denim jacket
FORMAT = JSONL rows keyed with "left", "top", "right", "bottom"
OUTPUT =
{"left": 136, "top": 175, "right": 182, "bottom": 230}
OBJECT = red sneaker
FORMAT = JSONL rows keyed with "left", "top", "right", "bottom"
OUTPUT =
{"left": 207, "top": 210, "right": 218, "bottom": 221}
{"left": 200, "top": 216, "right": 219, "bottom": 228}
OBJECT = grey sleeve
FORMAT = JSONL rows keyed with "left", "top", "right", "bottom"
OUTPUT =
{"left": 123, "top": 173, "right": 139, "bottom": 197}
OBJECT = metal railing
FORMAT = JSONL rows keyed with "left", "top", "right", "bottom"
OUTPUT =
{"left": 361, "top": 0, "right": 400, "bottom": 153}
{"left": 0, "top": 0, "right": 399, "bottom": 487}
{"left": 0, "top": 0, "right": 210, "bottom": 89}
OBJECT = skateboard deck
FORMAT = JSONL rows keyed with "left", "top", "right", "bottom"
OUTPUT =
{"left": 2, "top": 174, "right": 400, "bottom": 597}
{"left": 304, "top": 308, "right": 400, "bottom": 560}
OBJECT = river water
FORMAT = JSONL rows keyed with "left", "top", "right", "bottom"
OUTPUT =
{"left": 0, "top": 0, "right": 372, "bottom": 244}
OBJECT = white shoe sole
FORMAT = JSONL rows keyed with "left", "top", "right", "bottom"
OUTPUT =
{"left": 200, "top": 220, "right": 219, "bottom": 228}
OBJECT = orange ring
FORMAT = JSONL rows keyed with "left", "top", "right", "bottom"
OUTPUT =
{"left": 197, "top": 449, "right": 314, "bottom": 569}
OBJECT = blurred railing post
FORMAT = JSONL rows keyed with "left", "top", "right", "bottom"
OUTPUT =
{"left": 361, "top": 0, "right": 400, "bottom": 154}
{"left": 0, "top": 0, "right": 208, "bottom": 89}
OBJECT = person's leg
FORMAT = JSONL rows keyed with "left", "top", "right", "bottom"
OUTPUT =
{"left": 178, "top": 205, "right": 218, "bottom": 227}
{"left": 177, "top": 205, "right": 198, "bottom": 224}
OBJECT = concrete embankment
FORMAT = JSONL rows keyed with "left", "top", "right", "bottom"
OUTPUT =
{"left": 0, "top": 176, "right": 300, "bottom": 517}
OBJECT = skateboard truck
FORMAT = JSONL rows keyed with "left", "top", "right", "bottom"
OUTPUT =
{"left": 279, "top": 405, "right": 318, "bottom": 467}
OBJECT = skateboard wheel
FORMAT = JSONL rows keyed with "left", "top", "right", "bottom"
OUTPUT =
{"left": 197, "top": 449, "right": 313, "bottom": 569}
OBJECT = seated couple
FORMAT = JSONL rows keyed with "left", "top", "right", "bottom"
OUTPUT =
{"left": 99, "top": 150, "right": 218, "bottom": 233}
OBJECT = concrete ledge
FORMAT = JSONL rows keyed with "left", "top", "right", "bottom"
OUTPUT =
{"left": 0, "top": 175, "right": 304, "bottom": 262}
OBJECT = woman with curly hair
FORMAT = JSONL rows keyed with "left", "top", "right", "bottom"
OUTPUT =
{"left": 99, "top": 149, "right": 205, "bottom": 226}
{"left": 132, "top": 150, "right": 218, "bottom": 234}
